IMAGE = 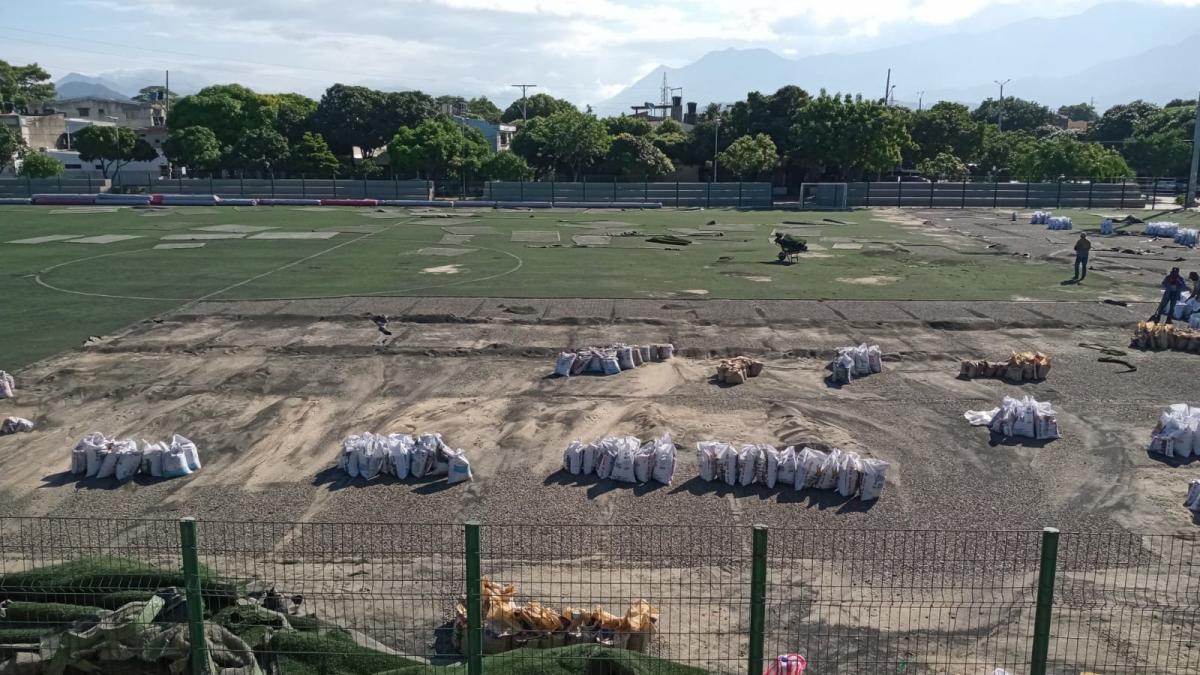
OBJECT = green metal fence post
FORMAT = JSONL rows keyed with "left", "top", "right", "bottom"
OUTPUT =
{"left": 26, "top": 175, "right": 31, "bottom": 197}
{"left": 929, "top": 180, "right": 935, "bottom": 208}
{"left": 961, "top": 179, "right": 967, "bottom": 209}
{"left": 1087, "top": 180, "right": 1094, "bottom": 209}
{"left": 1030, "top": 527, "right": 1060, "bottom": 675}
{"left": 748, "top": 524, "right": 768, "bottom": 675}
{"left": 302, "top": 174, "right": 307, "bottom": 199}
{"left": 738, "top": 180, "right": 743, "bottom": 207}
{"left": 1025, "top": 181, "right": 1030, "bottom": 208}
{"left": 179, "top": 518, "right": 210, "bottom": 675}
{"left": 57, "top": 175, "right": 63, "bottom": 194}
{"left": 675, "top": 180, "right": 680, "bottom": 207}
{"left": 332, "top": 172, "right": 338, "bottom": 198}
{"left": 551, "top": 180, "right": 556, "bottom": 206}
{"left": 993, "top": 181, "right": 999, "bottom": 209}
{"left": 87, "top": 174, "right": 92, "bottom": 194}
{"left": 239, "top": 172, "right": 244, "bottom": 197}
{"left": 706, "top": 181, "right": 712, "bottom": 208}
{"left": 1120, "top": 179, "right": 1127, "bottom": 209}
{"left": 1056, "top": 180, "right": 1062, "bottom": 209}
{"left": 865, "top": 180, "right": 871, "bottom": 207}
{"left": 465, "top": 522, "right": 483, "bottom": 675}
{"left": 582, "top": 175, "right": 587, "bottom": 203}
{"left": 897, "top": 178, "right": 903, "bottom": 208}
{"left": 270, "top": 174, "right": 275, "bottom": 198}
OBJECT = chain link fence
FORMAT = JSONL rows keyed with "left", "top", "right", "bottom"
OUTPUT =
{"left": 0, "top": 518, "right": 1198, "bottom": 674}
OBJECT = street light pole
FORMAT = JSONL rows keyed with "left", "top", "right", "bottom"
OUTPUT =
{"left": 994, "top": 79, "right": 1011, "bottom": 132}
{"left": 917, "top": 91, "right": 925, "bottom": 112}
{"left": 713, "top": 120, "right": 720, "bottom": 183}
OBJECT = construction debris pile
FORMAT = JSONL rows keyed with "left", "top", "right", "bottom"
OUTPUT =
{"left": 455, "top": 577, "right": 659, "bottom": 654}
{"left": 1186, "top": 480, "right": 1200, "bottom": 513}
{"left": 1132, "top": 322, "right": 1200, "bottom": 352}
{"left": 828, "top": 344, "right": 883, "bottom": 384}
{"left": 963, "top": 396, "right": 1060, "bottom": 440}
{"left": 561, "top": 434, "right": 677, "bottom": 485}
{"left": 1149, "top": 404, "right": 1200, "bottom": 459}
{"left": 716, "top": 356, "right": 764, "bottom": 385}
{"left": 960, "top": 352, "right": 1052, "bottom": 381}
{"left": 695, "top": 443, "right": 889, "bottom": 501}
{"left": 1, "top": 416, "right": 33, "bottom": 435}
{"left": 0, "top": 370, "right": 13, "bottom": 399}
{"left": 338, "top": 432, "right": 472, "bottom": 483}
{"left": 553, "top": 344, "right": 675, "bottom": 377}
{"left": 70, "top": 433, "right": 202, "bottom": 480}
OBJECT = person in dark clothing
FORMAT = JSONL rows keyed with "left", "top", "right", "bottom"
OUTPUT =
{"left": 1151, "top": 267, "right": 1188, "bottom": 322}
{"left": 1073, "top": 233, "right": 1091, "bottom": 280}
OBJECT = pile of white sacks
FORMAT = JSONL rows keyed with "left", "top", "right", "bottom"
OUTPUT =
{"left": 1046, "top": 216, "right": 1073, "bottom": 230}
{"left": 1100, "top": 218, "right": 1115, "bottom": 235}
{"left": 1030, "top": 211, "right": 1052, "bottom": 225}
{"left": 0, "top": 370, "right": 14, "bottom": 399}
{"left": 338, "top": 432, "right": 472, "bottom": 484}
{"left": 553, "top": 344, "right": 674, "bottom": 377}
{"left": 1176, "top": 228, "right": 1199, "bottom": 247}
{"left": 1, "top": 417, "right": 33, "bottom": 435}
{"left": 696, "top": 443, "right": 888, "bottom": 501}
{"left": 70, "top": 433, "right": 201, "bottom": 481}
{"left": 561, "top": 434, "right": 677, "bottom": 485}
{"left": 1149, "top": 404, "right": 1200, "bottom": 459}
{"left": 829, "top": 344, "right": 883, "bottom": 384}
{"left": 964, "top": 396, "right": 1060, "bottom": 440}
{"left": 1144, "top": 221, "right": 1180, "bottom": 238}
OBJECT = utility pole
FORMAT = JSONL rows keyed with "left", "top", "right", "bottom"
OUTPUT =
{"left": 1187, "top": 92, "right": 1200, "bottom": 209}
{"left": 713, "top": 119, "right": 720, "bottom": 183}
{"left": 917, "top": 91, "right": 925, "bottom": 112}
{"left": 510, "top": 84, "right": 537, "bottom": 122}
{"left": 994, "top": 79, "right": 1011, "bottom": 132}
{"left": 889, "top": 85, "right": 896, "bottom": 107}
{"left": 883, "top": 68, "right": 891, "bottom": 103}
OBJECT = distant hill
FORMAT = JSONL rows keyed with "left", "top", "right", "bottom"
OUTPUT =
{"left": 55, "top": 77, "right": 130, "bottom": 102}
{"left": 598, "top": 1, "right": 1200, "bottom": 113}
{"left": 54, "top": 70, "right": 209, "bottom": 103}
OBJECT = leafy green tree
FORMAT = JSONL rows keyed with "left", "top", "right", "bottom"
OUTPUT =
{"left": 266, "top": 93, "right": 318, "bottom": 144}
{"left": 132, "top": 86, "right": 178, "bottom": 103}
{"left": 287, "top": 132, "right": 340, "bottom": 175}
{"left": 162, "top": 126, "right": 222, "bottom": 172}
{"left": 604, "top": 115, "right": 654, "bottom": 137}
{"left": 1057, "top": 102, "right": 1098, "bottom": 122}
{"left": 977, "top": 128, "right": 1035, "bottom": 178}
{"left": 312, "top": 84, "right": 386, "bottom": 157}
{"left": 479, "top": 151, "right": 533, "bottom": 180}
{"left": 228, "top": 128, "right": 289, "bottom": 176}
{"left": 606, "top": 133, "right": 674, "bottom": 180}
{"left": 74, "top": 126, "right": 157, "bottom": 178}
{"left": 908, "top": 102, "right": 984, "bottom": 163}
{"left": 0, "top": 125, "right": 24, "bottom": 173}
{"left": 1012, "top": 135, "right": 1131, "bottom": 181}
{"left": 716, "top": 133, "right": 777, "bottom": 179}
{"left": 512, "top": 109, "right": 609, "bottom": 180}
{"left": 466, "top": 96, "right": 503, "bottom": 124}
{"left": 1122, "top": 104, "right": 1195, "bottom": 176}
{"left": 0, "top": 60, "right": 54, "bottom": 112}
{"left": 381, "top": 91, "right": 437, "bottom": 136}
{"left": 1088, "top": 100, "right": 1158, "bottom": 144}
{"left": 916, "top": 152, "right": 968, "bottom": 181}
{"left": 651, "top": 120, "right": 689, "bottom": 163}
{"left": 500, "top": 93, "right": 575, "bottom": 123}
{"left": 387, "top": 117, "right": 490, "bottom": 178}
{"left": 789, "top": 92, "right": 913, "bottom": 178}
{"left": 509, "top": 117, "right": 555, "bottom": 178}
{"left": 972, "top": 97, "right": 1054, "bottom": 133}
{"left": 727, "top": 85, "right": 809, "bottom": 153}
{"left": 18, "top": 151, "right": 64, "bottom": 178}
{"left": 168, "top": 84, "right": 276, "bottom": 147}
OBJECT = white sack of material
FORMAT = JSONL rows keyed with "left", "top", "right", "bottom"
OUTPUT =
{"left": 858, "top": 458, "right": 890, "bottom": 501}
{"left": 446, "top": 449, "right": 473, "bottom": 483}
{"left": 651, "top": 433, "right": 677, "bottom": 485}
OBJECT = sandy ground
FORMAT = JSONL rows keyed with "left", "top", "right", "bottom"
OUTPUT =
{"left": 2, "top": 295, "right": 1199, "bottom": 672}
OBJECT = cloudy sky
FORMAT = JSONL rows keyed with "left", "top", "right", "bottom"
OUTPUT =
{"left": 2, "top": 0, "right": 1196, "bottom": 106}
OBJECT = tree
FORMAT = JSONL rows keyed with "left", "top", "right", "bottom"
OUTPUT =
{"left": 381, "top": 91, "right": 437, "bottom": 136}
{"left": 509, "top": 117, "right": 555, "bottom": 178}
{"left": 727, "top": 85, "right": 809, "bottom": 153}
{"left": 312, "top": 84, "right": 385, "bottom": 157}
{"left": 1122, "top": 104, "right": 1196, "bottom": 176}
{"left": 0, "top": 125, "right": 24, "bottom": 173}
{"left": 908, "top": 102, "right": 984, "bottom": 163}
{"left": 977, "top": 128, "right": 1035, "bottom": 178}
{"left": 789, "top": 92, "right": 913, "bottom": 178}
{"left": 132, "top": 86, "right": 178, "bottom": 103}
{"left": 229, "top": 128, "right": 289, "bottom": 176}
{"left": 0, "top": 60, "right": 54, "bottom": 112}
{"left": 1057, "top": 102, "right": 1098, "bottom": 122}
{"left": 511, "top": 109, "right": 609, "bottom": 180}
{"left": 387, "top": 117, "right": 490, "bottom": 179}
{"left": 266, "top": 93, "right": 317, "bottom": 144}
{"left": 500, "top": 93, "right": 575, "bottom": 123}
{"left": 74, "top": 126, "right": 158, "bottom": 178}
{"left": 18, "top": 151, "right": 64, "bottom": 178}
{"left": 972, "top": 97, "right": 1054, "bottom": 133}
{"left": 1011, "top": 135, "right": 1131, "bottom": 181}
{"left": 168, "top": 84, "right": 276, "bottom": 147}
{"left": 466, "top": 96, "right": 503, "bottom": 124}
{"left": 479, "top": 151, "right": 534, "bottom": 180}
{"left": 606, "top": 133, "right": 674, "bottom": 180}
{"left": 604, "top": 115, "right": 654, "bottom": 137}
{"left": 287, "top": 132, "right": 340, "bottom": 175}
{"left": 916, "top": 152, "right": 968, "bottom": 181}
{"left": 716, "top": 134, "right": 777, "bottom": 179}
{"left": 1088, "top": 100, "right": 1158, "bottom": 144}
{"left": 651, "top": 120, "right": 689, "bottom": 163}
{"left": 162, "top": 126, "right": 222, "bottom": 172}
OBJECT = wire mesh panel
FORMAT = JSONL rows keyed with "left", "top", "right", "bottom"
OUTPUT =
{"left": 477, "top": 524, "right": 750, "bottom": 674}
{"left": 0, "top": 517, "right": 185, "bottom": 669}
{"left": 1048, "top": 532, "right": 1200, "bottom": 674}
{"left": 766, "top": 529, "right": 1043, "bottom": 675}
{"left": 193, "top": 520, "right": 465, "bottom": 674}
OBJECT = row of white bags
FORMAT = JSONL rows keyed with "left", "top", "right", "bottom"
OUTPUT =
{"left": 1046, "top": 216, "right": 1073, "bottom": 230}
{"left": 697, "top": 443, "right": 888, "bottom": 501}
{"left": 1, "top": 417, "right": 33, "bottom": 435}
{"left": 1186, "top": 480, "right": 1200, "bottom": 512}
{"left": 1144, "top": 221, "right": 1179, "bottom": 238}
{"left": 0, "top": 371, "right": 13, "bottom": 399}
{"left": 554, "top": 344, "right": 674, "bottom": 377}
{"left": 964, "top": 396, "right": 1059, "bottom": 439}
{"left": 1150, "top": 404, "right": 1200, "bottom": 459}
{"left": 561, "top": 434, "right": 676, "bottom": 485}
{"left": 829, "top": 344, "right": 883, "bottom": 384}
{"left": 1175, "top": 229, "right": 1198, "bottom": 246}
{"left": 338, "top": 432, "right": 472, "bottom": 483}
{"left": 1030, "top": 211, "right": 1052, "bottom": 225}
{"left": 70, "top": 433, "right": 201, "bottom": 480}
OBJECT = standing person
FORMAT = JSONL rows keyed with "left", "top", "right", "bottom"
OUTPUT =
{"left": 1151, "top": 267, "right": 1188, "bottom": 323}
{"left": 1188, "top": 272, "right": 1200, "bottom": 321}
{"left": 1073, "top": 232, "right": 1091, "bottom": 280}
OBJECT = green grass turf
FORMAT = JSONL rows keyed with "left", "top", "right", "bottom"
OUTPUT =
{"left": 0, "top": 556, "right": 237, "bottom": 608}
{"left": 0, "top": 205, "right": 1134, "bottom": 369}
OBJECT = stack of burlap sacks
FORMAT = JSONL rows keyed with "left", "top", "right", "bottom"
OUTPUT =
{"left": 716, "top": 356, "right": 764, "bottom": 385}
{"left": 554, "top": 344, "right": 674, "bottom": 377}
{"left": 960, "top": 352, "right": 1051, "bottom": 381}
{"left": 455, "top": 577, "right": 658, "bottom": 654}
{"left": 1133, "top": 322, "right": 1200, "bottom": 353}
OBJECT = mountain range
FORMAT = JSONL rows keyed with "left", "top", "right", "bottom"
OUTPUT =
{"left": 54, "top": 70, "right": 209, "bottom": 102}
{"left": 599, "top": 2, "right": 1200, "bottom": 114}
